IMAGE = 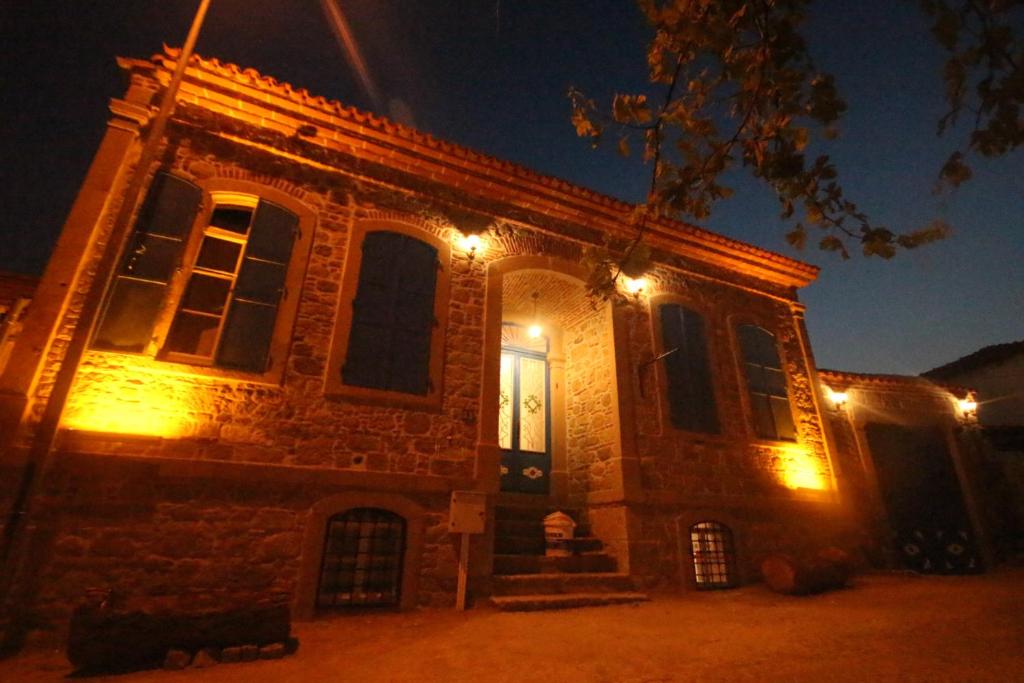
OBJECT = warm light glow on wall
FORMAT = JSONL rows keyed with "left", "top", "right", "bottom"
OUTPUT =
{"left": 459, "top": 232, "right": 484, "bottom": 261}
{"left": 776, "top": 444, "right": 829, "bottom": 491}
{"left": 622, "top": 276, "right": 647, "bottom": 295}
{"left": 825, "top": 386, "right": 848, "bottom": 408}
{"left": 61, "top": 356, "right": 206, "bottom": 438}
{"left": 958, "top": 396, "right": 978, "bottom": 415}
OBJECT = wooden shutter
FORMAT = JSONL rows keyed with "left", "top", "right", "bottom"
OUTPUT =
{"left": 738, "top": 324, "right": 795, "bottom": 440}
{"left": 343, "top": 231, "right": 437, "bottom": 395}
{"left": 216, "top": 200, "right": 298, "bottom": 372}
{"left": 93, "top": 172, "right": 201, "bottom": 352}
{"left": 660, "top": 304, "right": 719, "bottom": 433}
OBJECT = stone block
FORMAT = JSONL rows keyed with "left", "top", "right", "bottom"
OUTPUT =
{"left": 259, "top": 642, "right": 285, "bottom": 659}
{"left": 192, "top": 648, "right": 220, "bottom": 668}
{"left": 163, "top": 649, "right": 191, "bottom": 670}
{"left": 221, "top": 646, "right": 242, "bottom": 663}
{"left": 240, "top": 644, "right": 260, "bottom": 661}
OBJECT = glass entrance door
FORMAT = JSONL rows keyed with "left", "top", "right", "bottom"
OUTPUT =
{"left": 498, "top": 324, "right": 550, "bottom": 494}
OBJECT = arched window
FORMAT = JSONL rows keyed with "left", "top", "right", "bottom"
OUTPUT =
{"left": 341, "top": 230, "right": 438, "bottom": 395}
{"left": 659, "top": 304, "right": 719, "bottom": 433}
{"left": 317, "top": 508, "right": 406, "bottom": 609}
{"left": 690, "top": 521, "right": 737, "bottom": 590}
{"left": 737, "top": 324, "right": 796, "bottom": 441}
{"left": 93, "top": 171, "right": 307, "bottom": 376}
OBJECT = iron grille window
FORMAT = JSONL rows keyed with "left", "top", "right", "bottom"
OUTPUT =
{"left": 690, "top": 521, "right": 737, "bottom": 590}
{"left": 342, "top": 230, "right": 438, "bottom": 395}
{"left": 317, "top": 508, "right": 406, "bottom": 609}
{"left": 737, "top": 324, "right": 796, "bottom": 441}
{"left": 659, "top": 304, "right": 719, "bottom": 433}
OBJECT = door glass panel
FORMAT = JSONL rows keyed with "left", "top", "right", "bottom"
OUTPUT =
{"left": 498, "top": 352, "right": 513, "bottom": 450}
{"left": 518, "top": 356, "right": 546, "bottom": 453}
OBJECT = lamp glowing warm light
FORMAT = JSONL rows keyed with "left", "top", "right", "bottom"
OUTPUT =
{"left": 825, "top": 387, "right": 848, "bottom": 408}
{"left": 623, "top": 276, "right": 647, "bottom": 295}
{"left": 528, "top": 324, "right": 543, "bottom": 339}
{"left": 958, "top": 397, "right": 978, "bottom": 414}
{"left": 460, "top": 233, "right": 483, "bottom": 260}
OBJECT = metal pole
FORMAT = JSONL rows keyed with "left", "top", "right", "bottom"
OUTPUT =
{"left": 0, "top": 0, "right": 212, "bottom": 640}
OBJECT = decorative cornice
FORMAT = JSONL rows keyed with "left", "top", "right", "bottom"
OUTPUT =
{"left": 119, "top": 48, "right": 821, "bottom": 290}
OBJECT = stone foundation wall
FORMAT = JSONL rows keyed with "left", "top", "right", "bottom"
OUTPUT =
{"left": 16, "top": 452, "right": 464, "bottom": 643}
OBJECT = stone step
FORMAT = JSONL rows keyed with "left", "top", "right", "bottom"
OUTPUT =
{"left": 492, "top": 572, "right": 636, "bottom": 596}
{"left": 490, "top": 592, "right": 649, "bottom": 612}
{"left": 493, "top": 553, "right": 618, "bottom": 575}
{"left": 494, "top": 536, "right": 547, "bottom": 555}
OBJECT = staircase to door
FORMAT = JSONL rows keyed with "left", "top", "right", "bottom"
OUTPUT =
{"left": 490, "top": 495, "right": 648, "bottom": 611}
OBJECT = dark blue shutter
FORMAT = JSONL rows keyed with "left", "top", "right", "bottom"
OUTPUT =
{"left": 216, "top": 200, "right": 298, "bottom": 373}
{"left": 738, "top": 324, "right": 795, "bottom": 441}
{"left": 343, "top": 231, "right": 437, "bottom": 395}
{"left": 660, "top": 304, "right": 719, "bottom": 433}
{"left": 93, "top": 172, "right": 201, "bottom": 352}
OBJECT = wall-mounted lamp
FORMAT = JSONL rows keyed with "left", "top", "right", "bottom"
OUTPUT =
{"left": 623, "top": 276, "right": 647, "bottom": 296}
{"left": 528, "top": 291, "right": 543, "bottom": 338}
{"left": 958, "top": 395, "right": 978, "bottom": 416}
{"left": 460, "top": 233, "right": 483, "bottom": 261}
{"left": 825, "top": 386, "right": 849, "bottom": 409}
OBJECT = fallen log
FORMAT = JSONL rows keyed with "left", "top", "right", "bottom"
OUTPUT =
{"left": 761, "top": 547, "right": 853, "bottom": 595}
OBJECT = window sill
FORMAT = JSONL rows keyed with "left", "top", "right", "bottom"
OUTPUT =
{"left": 324, "top": 382, "right": 443, "bottom": 412}
{"left": 85, "top": 349, "right": 287, "bottom": 387}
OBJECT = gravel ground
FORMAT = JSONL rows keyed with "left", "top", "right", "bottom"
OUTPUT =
{"left": 3, "top": 568, "right": 1023, "bottom": 682}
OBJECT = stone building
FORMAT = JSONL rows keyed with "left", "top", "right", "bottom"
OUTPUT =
{"left": 0, "top": 49, "right": 992, "bottom": 645}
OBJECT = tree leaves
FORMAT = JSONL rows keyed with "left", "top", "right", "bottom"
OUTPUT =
{"left": 569, "top": 0, "right": 959, "bottom": 267}
{"left": 923, "top": 0, "right": 1024, "bottom": 190}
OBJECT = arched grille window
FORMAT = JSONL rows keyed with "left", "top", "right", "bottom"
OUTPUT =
{"left": 317, "top": 508, "right": 406, "bottom": 609}
{"left": 690, "top": 521, "right": 737, "bottom": 590}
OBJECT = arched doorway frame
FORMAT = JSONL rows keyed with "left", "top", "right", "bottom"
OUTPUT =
{"left": 481, "top": 255, "right": 622, "bottom": 503}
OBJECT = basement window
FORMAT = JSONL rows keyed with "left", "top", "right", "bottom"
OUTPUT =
{"left": 316, "top": 508, "right": 406, "bottom": 609}
{"left": 690, "top": 521, "right": 737, "bottom": 590}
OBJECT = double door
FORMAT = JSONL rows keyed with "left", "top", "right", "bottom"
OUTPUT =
{"left": 498, "top": 344, "right": 550, "bottom": 494}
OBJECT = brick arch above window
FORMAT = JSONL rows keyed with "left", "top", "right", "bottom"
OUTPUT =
{"left": 325, "top": 219, "right": 451, "bottom": 409}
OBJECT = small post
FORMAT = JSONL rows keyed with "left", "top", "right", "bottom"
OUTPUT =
{"left": 456, "top": 532, "right": 471, "bottom": 610}
{"left": 448, "top": 490, "right": 486, "bottom": 611}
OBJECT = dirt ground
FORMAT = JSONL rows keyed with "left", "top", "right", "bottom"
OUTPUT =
{"left": 3, "top": 568, "right": 1023, "bottom": 682}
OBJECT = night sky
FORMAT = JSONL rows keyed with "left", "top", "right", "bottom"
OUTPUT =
{"left": 1, "top": 1, "right": 1021, "bottom": 375}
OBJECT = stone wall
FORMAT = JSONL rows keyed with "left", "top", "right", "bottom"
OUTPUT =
{"left": 564, "top": 304, "right": 619, "bottom": 503}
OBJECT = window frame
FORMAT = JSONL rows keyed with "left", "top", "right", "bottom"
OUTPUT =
{"left": 325, "top": 219, "right": 450, "bottom": 409}
{"left": 95, "top": 177, "right": 315, "bottom": 385}
{"left": 649, "top": 293, "right": 725, "bottom": 438}
{"left": 731, "top": 319, "right": 798, "bottom": 443}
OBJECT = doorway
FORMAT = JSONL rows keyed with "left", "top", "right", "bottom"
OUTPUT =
{"left": 865, "top": 423, "right": 981, "bottom": 574}
{"left": 499, "top": 322, "right": 550, "bottom": 494}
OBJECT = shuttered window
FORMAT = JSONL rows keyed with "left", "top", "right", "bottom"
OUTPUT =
{"left": 659, "top": 304, "right": 719, "bottom": 433}
{"left": 738, "top": 324, "right": 796, "bottom": 441}
{"left": 93, "top": 170, "right": 301, "bottom": 375}
{"left": 165, "top": 199, "right": 298, "bottom": 373}
{"left": 93, "top": 172, "right": 202, "bottom": 352}
{"left": 342, "top": 231, "right": 438, "bottom": 395}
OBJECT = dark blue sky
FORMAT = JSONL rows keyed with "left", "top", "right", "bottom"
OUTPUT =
{"left": 1, "top": 1, "right": 1021, "bottom": 374}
